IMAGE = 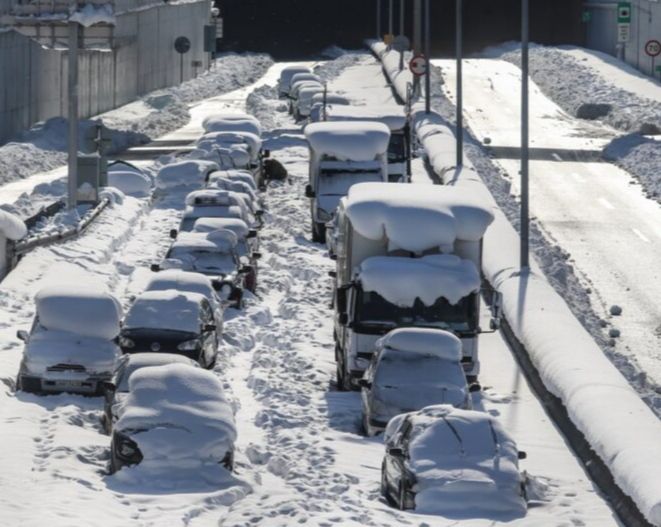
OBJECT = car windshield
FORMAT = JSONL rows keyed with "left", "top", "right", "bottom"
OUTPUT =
{"left": 388, "top": 132, "right": 406, "bottom": 162}
{"left": 375, "top": 351, "right": 466, "bottom": 388}
{"left": 318, "top": 170, "right": 383, "bottom": 197}
{"left": 355, "top": 289, "right": 476, "bottom": 333}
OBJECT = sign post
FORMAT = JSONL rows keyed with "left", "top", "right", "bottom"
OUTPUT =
{"left": 174, "top": 36, "right": 191, "bottom": 84}
{"left": 645, "top": 39, "right": 661, "bottom": 77}
{"left": 616, "top": 2, "right": 631, "bottom": 59}
{"left": 409, "top": 54, "right": 427, "bottom": 76}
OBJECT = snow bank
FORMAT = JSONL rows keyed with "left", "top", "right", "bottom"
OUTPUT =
{"left": 107, "top": 170, "right": 151, "bottom": 198}
{"left": 370, "top": 41, "right": 661, "bottom": 525}
{"left": 326, "top": 104, "right": 407, "bottom": 131}
{"left": 35, "top": 284, "right": 122, "bottom": 340}
{"left": 377, "top": 327, "right": 462, "bottom": 361}
{"left": 358, "top": 255, "right": 479, "bottom": 306}
{"left": 603, "top": 134, "right": 661, "bottom": 202}
{"left": 124, "top": 290, "right": 205, "bottom": 333}
{"left": 155, "top": 160, "right": 219, "bottom": 190}
{"left": 115, "top": 364, "right": 236, "bottom": 464}
{"left": 305, "top": 122, "right": 390, "bottom": 162}
{"left": 0, "top": 209, "right": 27, "bottom": 240}
{"left": 345, "top": 182, "right": 494, "bottom": 252}
{"left": 387, "top": 405, "right": 525, "bottom": 517}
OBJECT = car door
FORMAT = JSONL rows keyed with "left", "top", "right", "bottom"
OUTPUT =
{"left": 388, "top": 418, "right": 413, "bottom": 491}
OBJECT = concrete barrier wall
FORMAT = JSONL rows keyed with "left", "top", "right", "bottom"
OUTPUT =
{"left": 0, "top": 0, "right": 210, "bottom": 143}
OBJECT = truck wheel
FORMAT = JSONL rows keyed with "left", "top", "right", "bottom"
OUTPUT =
{"left": 312, "top": 222, "right": 326, "bottom": 243}
{"left": 336, "top": 356, "right": 351, "bottom": 392}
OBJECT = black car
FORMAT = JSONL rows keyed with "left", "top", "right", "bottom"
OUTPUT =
{"left": 120, "top": 290, "right": 219, "bottom": 368}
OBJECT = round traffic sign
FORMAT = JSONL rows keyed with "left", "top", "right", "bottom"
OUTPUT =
{"left": 174, "top": 36, "right": 191, "bottom": 54}
{"left": 645, "top": 39, "right": 661, "bottom": 58}
{"left": 409, "top": 54, "right": 427, "bottom": 77}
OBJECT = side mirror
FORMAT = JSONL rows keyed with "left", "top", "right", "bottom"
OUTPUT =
{"left": 338, "top": 312, "right": 349, "bottom": 325}
{"left": 203, "top": 324, "right": 216, "bottom": 332}
{"left": 469, "top": 383, "right": 482, "bottom": 393}
{"left": 305, "top": 184, "right": 315, "bottom": 198}
{"left": 16, "top": 330, "right": 28, "bottom": 342}
{"left": 100, "top": 381, "right": 116, "bottom": 397}
{"left": 150, "top": 263, "right": 161, "bottom": 272}
{"left": 247, "top": 229, "right": 258, "bottom": 239}
{"left": 328, "top": 270, "right": 337, "bottom": 278}
{"left": 255, "top": 210, "right": 264, "bottom": 217}
{"left": 388, "top": 447, "right": 405, "bottom": 458}
{"left": 518, "top": 451, "right": 527, "bottom": 460}
{"left": 336, "top": 286, "right": 348, "bottom": 314}
{"left": 263, "top": 149, "right": 271, "bottom": 158}
{"left": 252, "top": 252, "right": 262, "bottom": 260}
{"left": 329, "top": 254, "right": 337, "bottom": 261}
{"left": 358, "top": 379, "right": 372, "bottom": 389}
{"left": 240, "top": 265, "right": 252, "bottom": 274}
{"left": 169, "top": 229, "right": 178, "bottom": 239}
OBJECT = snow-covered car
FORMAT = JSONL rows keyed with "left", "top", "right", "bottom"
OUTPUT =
{"left": 381, "top": 405, "right": 527, "bottom": 515}
{"left": 207, "top": 169, "right": 258, "bottom": 191}
{"left": 197, "top": 131, "right": 262, "bottom": 167}
{"left": 16, "top": 285, "right": 122, "bottom": 395}
{"left": 143, "top": 269, "right": 224, "bottom": 328}
{"left": 192, "top": 217, "right": 261, "bottom": 292}
{"left": 110, "top": 364, "right": 236, "bottom": 473}
{"left": 294, "top": 84, "right": 326, "bottom": 120}
{"left": 288, "top": 72, "right": 321, "bottom": 98}
{"left": 155, "top": 160, "right": 219, "bottom": 191}
{"left": 179, "top": 189, "right": 259, "bottom": 232}
{"left": 309, "top": 93, "right": 351, "bottom": 122}
{"left": 202, "top": 113, "right": 262, "bottom": 137}
{"left": 278, "top": 65, "right": 312, "bottom": 97}
{"left": 360, "top": 328, "right": 473, "bottom": 436}
{"left": 207, "top": 175, "right": 260, "bottom": 206}
{"left": 101, "top": 353, "right": 199, "bottom": 434}
{"left": 119, "top": 290, "right": 219, "bottom": 368}
{"left": 289, "top": 80, "right": 323, "bottom": 114}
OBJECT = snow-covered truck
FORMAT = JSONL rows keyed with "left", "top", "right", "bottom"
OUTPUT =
{"left": 324, "top": 104, "right": 410, "bottom": 182}
{"left": 331, "top": 182, "right": 496, "bottom": 390}
{"left": 304, "top": 121, "right": 391, "bottom": 243}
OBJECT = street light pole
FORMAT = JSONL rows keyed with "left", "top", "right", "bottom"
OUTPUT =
{"left": 413, "top": 0, "right": 422, "bottom": 53}
{"left": 67, "top": 21, "right": 79, "bottom": 209}
{"left": 520, "top": 0, "right": 530, "bottom": 269}
{"left": 377, "top": 0, "right": 381, "bottom": 39}
{"left": 399, "top": 0, "right": 404, "bottom": 36}
{"left": 389, "top": 0, "right": 394, "bottom": 35}
{"left": 425, "top": 0, "right": 431, "bottom": 113}
{"left": 455, "top": 0, "right": 463, "bottom": 167}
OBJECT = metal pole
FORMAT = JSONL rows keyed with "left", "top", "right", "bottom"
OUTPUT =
{"left": 377, "top": 0, "right": 382, "bottom": 39}
{"left": 388, "top": 0, "right": 393, "bottom": 35}
{"left": 67, "top": 21, "right": 79, "bottom": 209}
{"left": 520, "top": 0, "right": 530, "bottom": 269}
{"left": 413, "top": 0, "right": 422, "bottom": 53}
{"left": 455, "top": 0, "right": 463, "bottom": 167}
{"left": 425, "top": 0, "right": 431, "bottom": 114}
{"left": 399, "top": 0, "right": 404, "bottom": 36}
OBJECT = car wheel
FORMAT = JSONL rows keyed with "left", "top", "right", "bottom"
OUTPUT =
{"left": 361, "top": 413, "right": 371, "bottom": 437}
{"left": 380, "top": 461, "right": 390, "bottom": 500}
{"left": 336, "top": 354, "right": 351, "bottom": 392}
{"left": 311, "top": 222, "right": 326, "bottom": 243}
{"left": 398, "top": 481, "right": 410, "bottom": 510}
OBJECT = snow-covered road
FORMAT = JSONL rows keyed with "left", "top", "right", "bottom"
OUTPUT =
{"left": 0, "top": 54, "right": 619, "bottom": 526}
{"left": 436, "top": 58, "right": 661, "bottom": 389}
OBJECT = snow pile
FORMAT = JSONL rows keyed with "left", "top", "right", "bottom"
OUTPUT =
{"left": 345, "top": 182, "right": 494, "bottom": 252}
{"left": 325, "top": 104, "right": 407, "bottom": 131}
{"left": 155, "top": 160, "right": 218, "bottom": 190}
{"left": 378, "top": 327, "right": 462, "bottom": 361}
{"left": 107, "top": 170, "right": 151, "bottom": 198}
{"left": 387, "top": 405, "right": 526, "bottom": 518}
{"left": 0, "top": 209, "right": 27, "bottom": 240}
{"left": 305, "top": 121, "right": 390, "bottom": 161}
{"left": 115, "top": 364, "right": 236, "bottom": 465}
{"left": 69, "top": 4, "right": 115, "bottom": 27}
{"left": 35, "top": 284, "right": 122, "bottom": 340}
{"left": 123, "top": 290, "right": 205, "bottom": 333}
{"left": 358, "top": 255, "right": 480, "bottom": 306}
{"left": 603, "top": 134, "right": 661, "bottom": 201}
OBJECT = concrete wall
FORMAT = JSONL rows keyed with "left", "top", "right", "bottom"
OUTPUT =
{"left": 585, "top": 0, "right": 661, "bottom": 77}
{"left": 0, "top": 0, "right": 210, "bottom": 143}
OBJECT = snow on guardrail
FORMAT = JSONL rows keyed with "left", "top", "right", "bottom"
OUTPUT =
{"left": 369, "top": 39, "right": 661, "bottom": 527}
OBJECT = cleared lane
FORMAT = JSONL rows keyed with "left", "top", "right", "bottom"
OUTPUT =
{"left": 437, "top": 58, "right": 661, "bottom": 388}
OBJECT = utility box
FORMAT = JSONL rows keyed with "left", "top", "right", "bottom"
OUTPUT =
{"left": 82, "top": 121, "right": 112, "bottom": 186}
{"left": 77, "top": 154, "right": 101, "bottom": 204}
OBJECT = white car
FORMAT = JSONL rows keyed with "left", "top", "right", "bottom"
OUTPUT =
{"left": 179, "top": 189, "right": 258, "bottom": 231}
{"left": 155, "top": 160, "right": 219, "bottom": 191}
{"left": 16, "top": 285, "right": 122, "bottom": 395}
{"left": 202, "top": 112, "right": 262, "bottom": 137}
{"left": 110, "top": 364, "right": 236, "bottom": 473}
{"left": 381, "top": 405, "right": 527, "bottom": 515}
{"left": 278, "top": 66, "right": 312, "bottom": 97}
{"left": 295, "top": 85, "right": 326, "bottom": 119}
{"left": 360, "top": 328, "right": 473, "bottom": 436}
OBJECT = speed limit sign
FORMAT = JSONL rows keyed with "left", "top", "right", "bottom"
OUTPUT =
{"left": 409, "top": 54, "right": 427, "bottom": 77}
{"left": 645, "top": 40, "right": 661, "bottom": 58}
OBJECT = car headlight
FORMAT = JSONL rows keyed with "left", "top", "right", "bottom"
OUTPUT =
{"left": 119, "top": 336, "right": 134, "bottom": 348}
{"left": 177, "top": 339, "right": 200, "bottom": 351}
{"left": 317, "top": 208, "right": 332, "bottom": 222}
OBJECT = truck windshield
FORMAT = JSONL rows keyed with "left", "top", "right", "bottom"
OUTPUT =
{"left": 388, "top": 133, "right": 407, "bottom": 163}
{"left": 318, "top": 170, "right": 383, "bottom": 196}
{"left": 354, "top": 289, "right": 477, "bottom": 334}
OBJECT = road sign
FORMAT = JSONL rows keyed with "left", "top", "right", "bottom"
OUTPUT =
{"left": 617, "top": 2, "right": 631, "bottom": 23}
{"left": 617, "top": 23, "right": 630, "bottom": 43}
{"left": 409, "top": 54, "right": 427, "bottom": 76}
{"left": 645, "top": 40, "right": 661, "bottom": 58}
{"left": 174, "top": 36, "right": 191, "bottom": 54}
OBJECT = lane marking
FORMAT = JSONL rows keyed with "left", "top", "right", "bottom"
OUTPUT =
{"left": 632, "top": 228, "right": 651, "bottom": 243}
{"left": 598, "top": 198, "right": 615, "bottom": 210}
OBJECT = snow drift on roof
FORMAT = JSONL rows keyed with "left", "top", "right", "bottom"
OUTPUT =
{"left": 197, "top": 131, "right": 262, "bottom": 157}
{"left": 116, "top": 364, "right": 236, "bottom": 464}
{"left": 208, "top": 170, "right": 257, "bottom": 190}
{"left": 124, "top": 290, "right": 205, "bottom": 333}
{"left": 311, "top": 93, "right": 350, "bottom": 105}
{"left": 345, "top": 182, "right": 494, "bottom": 252}
{"left": 358, "top": 255, "right": 480, "bottom": 306}
{"left": 174, "top": 230, "right": 237, "bottom": 252}
{"left": 35, "top": 285, "right": 122, "bottom": 340}
{"left": 156, "top": 161, "right": 219, "bottom": 190}
{"left": 193, "top": 218, "right": 250, "bottom": 239}
{"left": 0, "top": 209, "right": 27, "bottom": 240}
{"left": 107, "top": 170, "right": 151, "bottom": 198}
{"left": 305, "top": 121, "right": 390, "bottom": 161}
{"left": 377, "top": 328, "right": 462, "bottom": 361}
{"left": 326, "top": 104, "right": 407, "bottom": 131}
{"left": 145, "top": 270, "right": 217, "bottom": 303}
{"left": 202, "top": 113, "right": 261, "bottom": 136}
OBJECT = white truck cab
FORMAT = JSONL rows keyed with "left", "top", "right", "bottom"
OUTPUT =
{"left": 304, "top": 121, "right": 390, "bottom": 243}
